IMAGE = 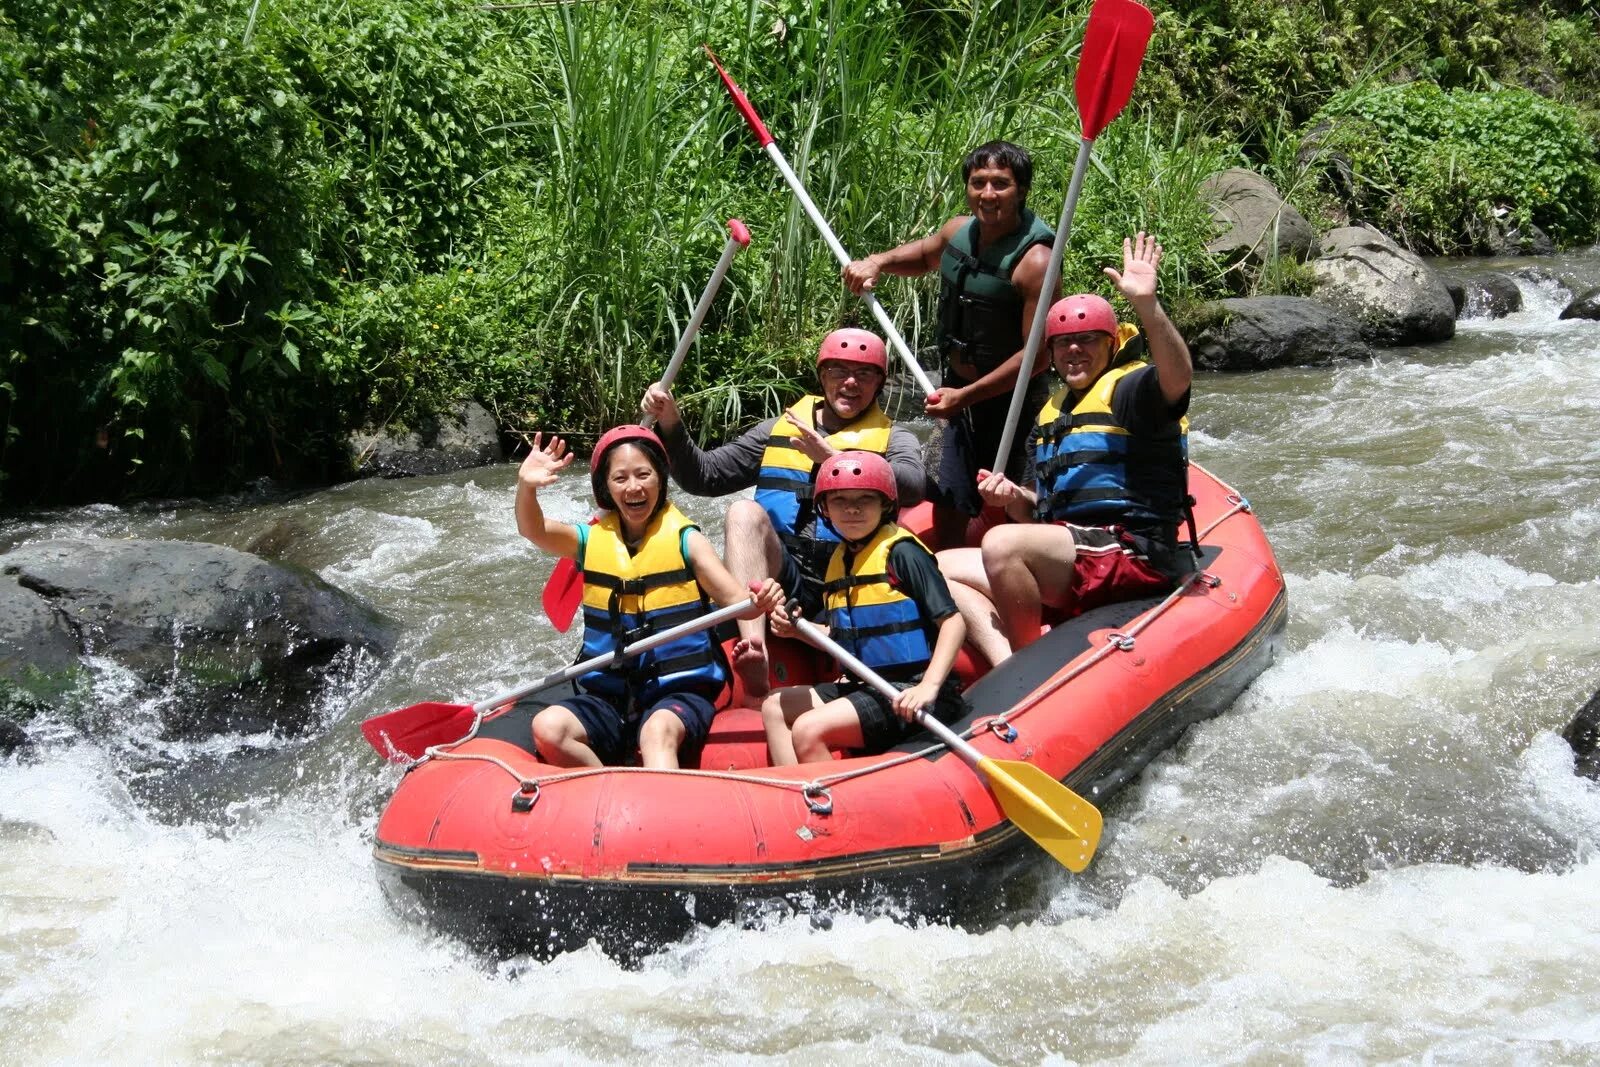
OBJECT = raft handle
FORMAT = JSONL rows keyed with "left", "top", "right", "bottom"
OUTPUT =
{"left": 511, "top": 780, "right": 541, "bottom": 814}
{"left": 988, "top": 719, "right": 1019, "bottom": 743}
{"left": 1107, "top": 632, "right": 1136, "bottom": 652}
{"left": 803, "top": 784, "right": 834, "bottom": 817}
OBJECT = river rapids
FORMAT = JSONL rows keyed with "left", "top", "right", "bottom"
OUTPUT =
{"left": 3, "top": 255, "right": 1599, "bottom": 1063}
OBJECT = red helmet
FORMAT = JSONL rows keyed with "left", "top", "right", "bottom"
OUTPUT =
{"left": 816, "top": 328, "right": 888, "bottom": 374}
{"left": 589, "top": 424, "right": 665, "bottom": 473}
{"left": 814, "top": 450, "right": 896, "bottom": 504}
{"left": 1046, "top": 294, "right": 1117, "bottom": 339}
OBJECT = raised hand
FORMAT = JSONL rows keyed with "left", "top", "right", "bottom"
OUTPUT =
{"left": 517, "top": 432, "right": 573, "bottom": 491}
{"left": 1103, "top": 231, "right": 1162, "bottom": 303}
{"left": 783, "top": 410, "right": 838, "bottom": 464}
{"left": 640, "top": 381, "right": 681, "bottom": 430}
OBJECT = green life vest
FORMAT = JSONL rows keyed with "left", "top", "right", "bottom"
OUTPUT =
{"left": 935, "top": 208, "right": 1055, "bottom": 377}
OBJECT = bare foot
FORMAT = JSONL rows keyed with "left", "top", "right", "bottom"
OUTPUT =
{"left": 732, "top": 637, "right": 770, "bottom": 704}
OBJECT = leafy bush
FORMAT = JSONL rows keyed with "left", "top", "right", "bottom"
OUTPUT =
{"left": 1307, "top": 81, "right": 1600, "bottom": 252}
{"left": 0, "top": 0, "right": 524, "bottom": 499}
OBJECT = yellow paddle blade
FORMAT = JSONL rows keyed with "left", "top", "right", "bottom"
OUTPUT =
{"left": 978, "top": 757, "right": 1104, "bottom": 873}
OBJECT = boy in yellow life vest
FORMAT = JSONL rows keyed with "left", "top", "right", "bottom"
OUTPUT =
{"left": 760, "top": 451, "right": 967, "bottom": 766}
{"left": 514, "top": 425, "right": 782, "bottom": 769}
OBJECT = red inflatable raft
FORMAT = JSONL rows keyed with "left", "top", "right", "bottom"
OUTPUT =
{"left": 372, "top": 463, "right": 1286, "bottom": 957}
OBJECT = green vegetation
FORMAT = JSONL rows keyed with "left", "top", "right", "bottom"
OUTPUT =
{"left": 2, "top": 0, "right": 1596, "bottom": 502}
{"left": 1309, "top": 83, "right": 1600, "bottom": 253}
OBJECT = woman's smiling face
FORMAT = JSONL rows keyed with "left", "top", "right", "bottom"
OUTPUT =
{"left": 605, "top": 443, "right": 662, "bottom": 533}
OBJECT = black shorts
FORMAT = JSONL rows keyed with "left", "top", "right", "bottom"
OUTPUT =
{"left": 813, "top": 676, "right": 967, "bottom": 753}
{"left": 931, "top": 380, "right": 1046, "bottom": 516}
{"left": 552, "top": 691, "right": 719, "bottom": 765}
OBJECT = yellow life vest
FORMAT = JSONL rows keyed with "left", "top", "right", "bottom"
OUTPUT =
{"left": 577, "top": 502, "right": 725, "bottom": 708}
{"left": 822, "top": 523, "right": 935, "bottom": 683}
{"left": 755, "top": 395, "right": 893, "bottom": 545}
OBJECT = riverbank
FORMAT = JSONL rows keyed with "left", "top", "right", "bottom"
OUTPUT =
{"left": 3, "top": 0, "right": 1598, "bottom": 503}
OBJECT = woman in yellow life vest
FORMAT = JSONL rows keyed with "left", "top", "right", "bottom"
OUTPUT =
{"left": 515, "top": 425, "right": 782, "bottom": 769}
{"left": 760, "top": 451, "right": 967, "bottom": 766}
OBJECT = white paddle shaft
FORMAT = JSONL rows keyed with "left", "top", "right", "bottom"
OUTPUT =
{"left": 764, "top": 143, "right": 937, "bottom": 397}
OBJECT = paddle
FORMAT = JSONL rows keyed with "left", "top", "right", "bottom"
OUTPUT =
{"left": 541, "top": 219, "right": 752, "bottom": 632}
{"left": 703, "top": 45, "right": 937, "bottom": 398}
{"left": 642, "top": 217, "right": 751, "bottom": 430}
{"left": 990, "top": 0, "right": 1155, "bottom": 473}
{"left": 361, "top": 594, "right": 760, "bottom": 761}
{"left": 787, "top": 612, "right": 1103, "bottom": 872}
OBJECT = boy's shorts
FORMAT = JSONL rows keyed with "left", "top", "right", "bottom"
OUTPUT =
{"left": 550, "top": 691, "right": 719, "bottom": 765}
{"left": 812, "top": 676, "right": 967, "bottom": 753}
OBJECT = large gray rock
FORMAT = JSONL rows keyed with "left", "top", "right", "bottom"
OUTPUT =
{"left": 349, "top": 399, "right": 503, "bottom": 478}
{"left": 0, "top": 539, "right": 396, "bottom": 739}
{"left": 1200, "top": 168, "right": 1320, "bottom": 267}
{"left": 1310, "top": 226, "right": 1456, "bottom": 346}
{"left": 1455, "top": 272, "right": 1523, "bottom": 320}
{"left": 1187, "top": 297, "right": 1373, "bottom": 372}
{"left": 1562, "top": 687, "right": 1600, "bottom": 780}
{"left": 1559, "top": 285, "right": 1600, "bottom": 321}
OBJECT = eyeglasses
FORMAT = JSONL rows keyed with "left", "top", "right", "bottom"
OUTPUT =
{"left": 1051, "top": 332, "right": 1110, "bottom": 349}
{"left": 820, "top": 364, "right": 883, "bottom": 383}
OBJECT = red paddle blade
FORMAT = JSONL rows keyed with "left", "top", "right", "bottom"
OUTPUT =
{"left": 360, "top": 701, "right": 476, "bottom": 761}
{"left": 1075, "top": 0, "right": 1155, "bottom": 141}
{"left": 542, "top": 556, "right": 583, "bottom": 632}
{"left": 703, "top": 45, "right": 775, "bottom": 148}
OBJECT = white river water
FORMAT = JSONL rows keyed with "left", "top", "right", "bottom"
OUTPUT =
{"left": 2, "top": 255, "right": 1599, "bottom": 1063}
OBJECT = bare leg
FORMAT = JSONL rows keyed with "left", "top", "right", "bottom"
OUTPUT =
{"left": 531, "top": 705, "right": 602, "bottom": 768}
{"left": 981, "top": 524, "right": 1079, "bottom": 651}
{"left": 762, "top": 685, "right": 826, "bottom": 767}
{"left": 791, "top": 699, "right": 868, "bottom": 764}
{"left": 637, "top": 708, "right": 687, "bottom": 770}
{"left": 725, "top": 499, "right": 785, "bottom": 702}
{"left": 937, "top": 547, "right": 1011, "bottom": 667}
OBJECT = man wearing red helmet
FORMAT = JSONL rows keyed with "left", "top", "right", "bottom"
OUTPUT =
{"left": 761, "top": 451, "right": 966, "bottom": 764}
{"left": 842, "top": 140, "right": 1059, "bottom": 544}
{"left": 640, "top": 329, "right": 925, "bottom": 702}
{"left": 514, "top": 425, "right": 782, "bottom": 768}
{"left": 939, "top": 232, "right": 1194, "bottom": 663}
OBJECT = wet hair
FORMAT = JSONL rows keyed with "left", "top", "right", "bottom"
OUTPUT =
{"left": 591, "top": 436, "right": 670, "bottom": 517}
{"left": 962, "top": 141, "right": 1033, "bottom": 202}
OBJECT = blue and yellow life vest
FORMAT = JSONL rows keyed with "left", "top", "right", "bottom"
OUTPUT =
{"left": 576, "top": 503, "right": 725, "bottom": 709}
{"left": 754, "top": 396, "right": 893, "bottom": 546}
{"left": 822, "top": 524, "right": 936, "bottom": 684}
{"left": 1033, "top": 348, "right": 1188, "bottom": 529}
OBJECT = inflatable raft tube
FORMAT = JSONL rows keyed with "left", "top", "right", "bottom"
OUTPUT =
{"left": 372, "top": 464, "right": 1286, "bottom": 958}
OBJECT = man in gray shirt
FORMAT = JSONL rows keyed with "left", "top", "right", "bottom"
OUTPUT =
{"left": 639, "top": 328, "right": 925, "bottom": 702}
